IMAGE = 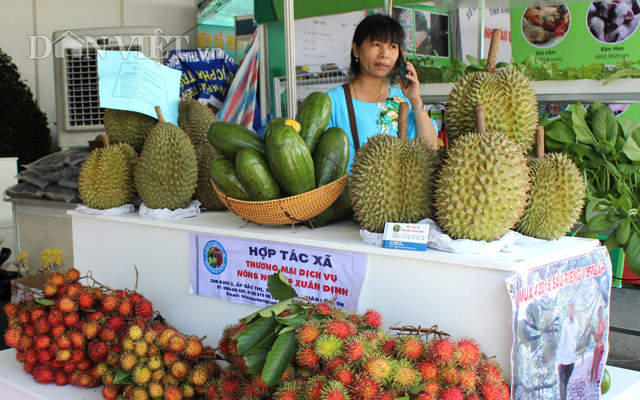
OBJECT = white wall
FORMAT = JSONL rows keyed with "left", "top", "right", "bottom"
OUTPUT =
{"left": 0, "top": 0, "right": 198, "bottom": 148}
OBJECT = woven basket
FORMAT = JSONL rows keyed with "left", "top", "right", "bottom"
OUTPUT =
{"left": 211, "top": 174, "right": 349, "bottom": 225}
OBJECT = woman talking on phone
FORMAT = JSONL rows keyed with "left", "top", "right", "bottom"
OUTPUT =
{"left": 326, "top": 13, "right": 439, "bottom": 171}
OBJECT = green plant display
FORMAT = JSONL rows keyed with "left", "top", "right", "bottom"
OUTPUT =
{"left": 542, "top": 103, "right": 640, "bottom": 274}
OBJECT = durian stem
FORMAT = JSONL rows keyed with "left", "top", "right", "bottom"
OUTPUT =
{"left": 536, "top": 126, "right": 545, "bottom": 160}
{"left": 486, "top": 29, "right": 502, "bottom": 73}
{"left": 398, "top": 102, "right": 409, "bottom": 140}
{"left": 155, "top": 106, "right": 165, "bottom": 123}
{"left": 102, "top": 133, "right": 110, "bottom": 147}
{"left": 475, "top": 104, "right": 486, "bottom": 135}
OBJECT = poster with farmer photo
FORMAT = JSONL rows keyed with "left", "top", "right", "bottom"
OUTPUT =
{"left": 507, "top": 247, "right": 612, "bottom": 400}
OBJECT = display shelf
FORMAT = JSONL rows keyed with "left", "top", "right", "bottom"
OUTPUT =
{"left": 417, "top": 78, "right": 640, "bottom": 104}
{"left": 68, "top": 209, "right": 600, "bottom": 378}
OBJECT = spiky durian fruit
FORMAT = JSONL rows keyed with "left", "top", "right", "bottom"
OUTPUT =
{"left": 78, "top": 143, "right": 137, "bottom": 209}
{"left": 349, "top": 135, "right": 438, "bottom": 233}
{"left": 194, "top": 144, "right": 226, "bottom": 211}
{"left": 134, "top": 122, "right": 197, "bottom": 210}
{"left": 178, "top": 98, "right": 216, "bottom": 147}
{"left": 446, "top": 68, "right": 538, "bottom": 152}
{"left": 434, "top": 132, "right": 530, "bottom": 241}
{"left": 516, "top": 153, "right": 585, "bottom": 240}
{"left": 103, "top": 109, "right": 156, "bottom": 153}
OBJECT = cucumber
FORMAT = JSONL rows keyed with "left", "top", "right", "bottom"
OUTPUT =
{"left": 296, "top": 92, "right": 332, "bottom": 152}
{"left": 209, "top": 158, "right": 250, "bottom": 200}
{"left": 235, "top": 148, "right": 282, "bottom": 201}
{"left": 313, "top": 127, "right": 349, "bottom": 187}
{"left": 207, "top": 121, "right": 265, "bottom": 160}
{"left": 263, "top": 117, "right": 300, "bottom": 141}
{"left": 307, "top": 186, "right": 352, "bottom": 228}
{"left": 266, "top": 124, "right": 315, "bottom": 196}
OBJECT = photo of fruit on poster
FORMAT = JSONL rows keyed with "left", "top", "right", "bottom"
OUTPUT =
{"left": 587, "top": 0, "right": 640, "bottom": 43}
{"left": 522, "top": 5, "right": 571, "bottom": 47}
{"left": 203, "top": 240, "right": 226, "bottom": 274}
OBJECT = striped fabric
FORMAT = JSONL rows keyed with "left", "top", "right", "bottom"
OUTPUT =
{"left": 216, "top": 29, "right": 260, "bottom": 131}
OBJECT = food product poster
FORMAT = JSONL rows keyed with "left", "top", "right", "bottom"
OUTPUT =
{"left": 507, "top": 247, "right": 612, "bottom": 400}
{"left": 189, "top": 233, "right": 368, "bottom": 310}
{"left": 459, "top": 8, "right": 512, "bottom": 63}
{"left": 393, "top": 7, "right": 414, "bottom": 54}
{"left": 414, "top": 9, "right": 450, "bottom": 57}
{"left": 166, "top": 49, "right": 237, "bottom": 109}
{"left": 510, "top": 1, "right": 640, "bottom": 120}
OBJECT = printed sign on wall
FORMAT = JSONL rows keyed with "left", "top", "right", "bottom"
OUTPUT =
{"left": 507, "top": 247, "right": 612, "bottom": 400}
{"left": 189, "top": 234, "right": 368, "bottom": 310}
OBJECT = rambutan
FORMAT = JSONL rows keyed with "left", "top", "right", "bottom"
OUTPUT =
{"left": 32, "top": 365, "right": 55, "bottom": 384}
{"left": 273, "top": 380, "right": 302, "bottom": 400}
{"left": 82, "top": 322, "right": 99, "bottom": 339}
{"left": 71, "top": 348, "right": 86, "bottom": 363}
{"left": 132, "top": 365, "right": 152, "bottom": 385}
{"left": 305, "top": 376, "right": 327, "bottom": 400}
{"left": 92, "top": 362, "right": 109, "bottom": 380}
{"left": 134, "top": 340, "right": 149, "bottom": 357}
{"left": 479, "top": 381, "right": 505, "bottom": 400}
{"left": 17, "top": 335, "right": 33, "bottom": 351}
{"left": 77, "top": 359, "right": 92, "bottom": 371}
{"left": 392, "top": 360, "right": 421, "bottom": 390}
{"left": 417, "top": 360, "right": 438, "bottom": 381}
{"left": 334, "top": 367, "right": 354, "bottom": 386}
{"left": 77, "top": 291, "right": 95, "bottom": 309}
{"left": 101, "top": 294, "right": 119, "bottom": 312}
{"left": 66, "top": 283, "right": 82, "bottom": 298}
{"left": 33, "top": 318, "right": 49, "bottom": 335}
{"left": 397, "top": 336, "right": 424, "bottom": 361}
{"left": 18, "top": 310, "right": 31, "bottom": 324}
{"left": 457, "top": 338, "right": 481, "bottom": 367}
{"left": 297, "top": 321, "right": 321, "bottom": 345}
{"left": 478, "top": 359, "right": 504, "bottom": 383}
{"left": 165, "top": 385, "right": 183, "bottom": 400}
{"left": 148, "top": 381, "right": 164, "bottom": 399}
{"left": 320, "top": 380, "right": 349, "bottom": 400}
{"left": 63, "top": 312, "right": 80, "bottom": 327}
{"left": 381, "top": 337, "right": 398, "bottom": 355}
{"left": 118, "top": 299, "right": 133, "bottom": 317}
{"left": 415, "top": 392, "right": 436, "bottom": 400}
{"left": 189, "top": 364, "right": 209, "bottom": 386}
{"left": 363, "top": 354, "right": 394, "bottom": 383}
{"left": 314, "top": 334, "right": 344, "bottom": 360}
{"left": 120, "top": 352, "right": 137, "bottom": 371}
{"left": 49, "top": 272, "right": 66, "bottom": 286}
{"left": 37, "top": 349, "right": 53, "bottom": 363}
{"left": 363, "top": 309, "right": 383, "bottom": 327}
{"left": 171, "top": 360, "right": 189, "bottom": 379}
{"left": 63, "top": 361, "right": 76, "bottom": 373}
{"left": 296, "top": 346, "right": 321, "bottom": 368}
{"left": 325, "top": 357, "right": 347, "bottom": 372}
{"left": 130, "top": 387, "right": 150, "bottom": 400}
{"left": 88, "top": 339, "right": 109, "bottom": 362}
{"left": 181, "top": 383, "right": 195, "bottom": 399}
{"left": 23, "top": 323, "right": 36, "bottom": 338}
{"left": 135, "top": 299, "right": 153, "bottom": 319}
{"left": 422, "top": 382, "right": 440, "bottom": 395}
{"left": 86, "top": 310, "right": 105, "bottom": 323}
{"left": 3, "top": 302, "right": 18, "bottom": 318}
{"left": 66, "top": 268, "right": 80, "bottom": 282}
{"left": 459, "top": 368, "right": 479, "bottom": 394}
{"left": 324, "top": 320, "right": 352, "bottom": 339}
{"left": 104, "top": 315, "right": 126, "bottom": 332}
{"left": 439, "top": 365, "right": 459, "bottom": 386}
{"left": 144, "top": 329, "right": 159, "bottom": 344}
{"left": 440, "top": 387, "right": 464, "bottom": 400}
{"left": 44, "top": 283, "right": 58, "bottom": 297}
{"left": 316, "top": 303, "right": 332, "bottom": 315}
{"left": 185, "top": 336, "right": 203, "bottom": 358}
{"left": 343, "top": 337, "right": 366, "bottom": 362}
{"left": 220, "top": 374, "right": 240, "bottom": 395}
{"left": 34, "top": 334, "right": 51, "bottom": 349}
{"left": 54, "top": 371, "right": 68, "bottom": 386}
{"left": 159, "top": 327, "right": 178, "bottom": 347}
{"left": 102, "top": 384, "right": 120, "bottom": 400}
{"left": 77, "top": 372, "right": 99, "bottom": 388}
{"left": 50, "top": 324, "right": 66, "bottom": 338}
{"left": 30, "top": 308, "right": 46, "bottom": 322}
{"left": 4, "top": 328, "right": 21, "bottom": 348}
{"left": 69, "top": 330, "right": 85, "bottom": 348}
{"left": 163, "top": 351, "right": 179, "bottom": 366}
{"left": 350, "top": 373, "right": 380, "bottom": 400}
{"left": 47, "top": 309, "right": 63, "bottom": 326}
{"left": 428, "top": 337, "right": 457, "bottom": 365}
{"left": 169, "top": 334, "right": 188, "bottom": 353}
{"left": 23, "top": 362, "right": 34, "bottom": 374}
{"left": 99, "top": 327, "right": 117, "bottom": 342}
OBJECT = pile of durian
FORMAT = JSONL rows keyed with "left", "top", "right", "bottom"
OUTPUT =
{"left": 349, "top": 30, "right": 585, "bottom": 241}
{"left": 78, "top": 99, "right": 226, "bottom": 211}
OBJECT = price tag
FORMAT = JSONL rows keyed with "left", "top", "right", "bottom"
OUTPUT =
{"left": 382, "top": 223, "right": 429, "bottom": 251}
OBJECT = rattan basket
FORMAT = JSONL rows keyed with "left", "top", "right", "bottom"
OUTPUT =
{"left": 211, "top": 174, "right": 349, "bottom": 225}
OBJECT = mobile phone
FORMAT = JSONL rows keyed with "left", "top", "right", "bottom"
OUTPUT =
{"left": 397, "top": 55, "right": 408, "bottom": 87}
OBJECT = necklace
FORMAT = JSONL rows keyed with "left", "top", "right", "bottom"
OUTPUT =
{"left": 352, "top": 80, "right": 385, "bottom": 103}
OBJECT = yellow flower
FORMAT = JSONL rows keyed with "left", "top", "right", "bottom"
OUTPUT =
{"left": 16, "top": 251, "right": 29, "bottom": 264}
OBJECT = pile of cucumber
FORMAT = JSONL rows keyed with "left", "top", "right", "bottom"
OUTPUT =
{"left": 207, "top": 92, "right": 349, "bottom": 202}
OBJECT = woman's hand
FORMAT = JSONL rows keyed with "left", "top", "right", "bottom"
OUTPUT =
{"left": 400, "top": 61, "right": 422, "bottom": 108}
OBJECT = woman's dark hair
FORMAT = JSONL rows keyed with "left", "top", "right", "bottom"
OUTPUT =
{"left": 350, "top": 14, "right": 405, "bottom": 76}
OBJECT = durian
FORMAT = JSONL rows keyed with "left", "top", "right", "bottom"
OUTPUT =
{"left": 516, "top": 129, "right": 585, "bottom": 239}
{"left": 78, "top": 142, "right": 137, "bottom": 209}
{"left": 434, "top": 104, "right": 530, "bottom": 241}
{"left": 446, "top": 30, "right": 538, "bottom": 152}
{"left": 103, "top": 109, "right": 156, "bottom": 153}
{"left": 178, "top": 98, "right": 216, "bottom": 147}
{"left": 349, "top": 134, "right": 438, "bottom": 233}
{"left": 134, "top": 116, "right": 198, "bottom": 210}
{"left": 194, "top": 143, "right": 226, "bottom": 211}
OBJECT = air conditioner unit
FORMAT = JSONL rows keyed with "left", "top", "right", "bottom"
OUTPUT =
{"left": 52, "top": 27, "right": 157, "bottom": 148}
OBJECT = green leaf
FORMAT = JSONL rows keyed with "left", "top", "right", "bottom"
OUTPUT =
{"left": 240, "top": 298, "right": 294, "bottom": 325}
{"left": 278, "top": 326, "right": 297, "bottom": 335}
{"left": 572, "top": 104, "right": 596, "bottom": 145}
{"left": 595, "top": 144, "right": 612, "bottom": 155}
{"left": 393, "top": 397, "right": 410, "bottom": 400}
{"left": 34, "top": 298, "right": 56, "bottom": 306}
{"left": 538, "top": 114, "right": 551, "bottom": 127}
{"left": 603, "top": 68, "right": 640, "bottom": 84}
{"left": 245, "top": 332, "right": 277, "bottom": 374}
{"left": 626, "top": 231, "right": 640, "bottom": 275}
{"left": 616, "top": 219, "right": 631, "bottom": 245}
{"left": 604, "top": 161, "right": 621, "bottom": 180}
{"left": 546, "top": 120, "right": 576, "bottom": 143}
{"left": 588, "top": 213, "right": 612, "bottom": 232}
{"left": 267, "top": 272, "right": 298, "bottom": 301}
{"left": 114, "top": 369, "right": 133, "bottom": 384}
{"left": 623, "top": 128, "right": 640, "bottom": 162}
{"left": 235, "top": 315, "right": 278, "bottom": 355}
{"left": 619, "top": 164, "right": 640, "bottom": 175}
{"left": 261, "top": 330, "right": 297, "bottom": 387}
{"left": 604, "top": 234, "right": 619, "bottom": 252}
{"left": 618, "top": 116, "right": 640, "bottom": 139}
{"left": 276, "top": 310, "right": 309, "bottom": 327}
{"left": 571, "top": 143, "right": 599, "bottom": 162}
{"left": 585, "top": 197, "right": 602, "bottom": 222}
{"left": 592, "top": 107, "right": 618, "bottom": 142}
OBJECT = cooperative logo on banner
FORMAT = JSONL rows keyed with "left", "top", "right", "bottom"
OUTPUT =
{"left": 203, "top": 240, "right": 227, "bottom": 274}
